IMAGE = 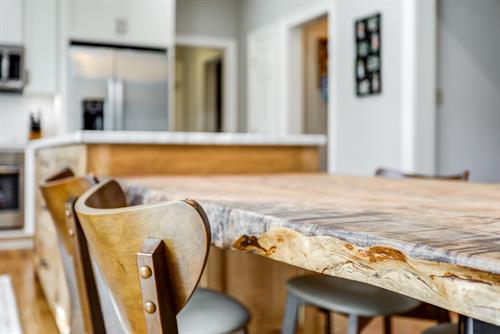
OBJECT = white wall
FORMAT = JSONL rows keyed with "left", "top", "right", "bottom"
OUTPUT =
{"left": 0, "top": 95, "right": 56, "bottom": 145}
{"left": 329, "top": 0, "right": 436, "bottom": 176}
{"left": 330, "top": 1, "right": 402, "bottom": 175}
{"left": 437, "top": 0, "right": 500, "bottom": 183}
{"left": 176, "top": 0, "right": 239, "bottom": 39}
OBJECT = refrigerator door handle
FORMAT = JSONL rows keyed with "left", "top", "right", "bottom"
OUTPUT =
{"left": 114, "top": 78, "right": 124, "bottom": 131}
{"left": 106, "top": 77, "right": 116, "bottom": 130}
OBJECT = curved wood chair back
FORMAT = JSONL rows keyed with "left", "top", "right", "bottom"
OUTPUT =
{"left": 375, "top": 168, "right": 469, "bottom": 181}
{"left": 40, "top": 169, "right": 96, "bottom": 252}
{"left": 75, "top": 179, "right": 211, "bottom": 333}
{"left": 39, "top": 169, "right": 104, "bottom": 333}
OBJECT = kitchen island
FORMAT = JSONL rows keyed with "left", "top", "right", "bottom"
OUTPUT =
{"left": 26, "top": 130, "right": 325, "bottom": 333}
{"left": 122, "top": 174, "right": 500, "bottom": 332}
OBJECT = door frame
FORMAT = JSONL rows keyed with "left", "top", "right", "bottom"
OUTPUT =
{"left": 174, "top": 34, "right": 238, "bottom": 132}
{"left": 283, "top": 4, "right": 333, "bottom": 135}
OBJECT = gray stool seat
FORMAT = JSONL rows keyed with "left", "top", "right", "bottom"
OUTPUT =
{"left": 287, "top": 275, "right": 421, "bottom": 316}
{"left": 422, "top": 323, "right": 458, "bottom": 334}
{"left": 178, "top": 288, "right": 251, "bottom": 334}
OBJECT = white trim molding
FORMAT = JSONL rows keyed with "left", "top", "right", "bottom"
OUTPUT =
{"left": 401, "top": 0, "right": 437, "bottom": 174}
{"left": 175, "top": 34, "right": 238, "bottom": 133}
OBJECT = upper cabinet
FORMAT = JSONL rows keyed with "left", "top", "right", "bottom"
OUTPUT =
{"left": 0, "top": 0, "right": 23, "bottom": 44}
{"left": 66, "top": 0, "right": 175, "bottom": 47}
{"left": 24, "top": 0, "right": 58, "bottom": 95}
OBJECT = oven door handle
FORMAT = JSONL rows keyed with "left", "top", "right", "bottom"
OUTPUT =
{"left": 0, "top": 165, "right": 20, "bottom": 174}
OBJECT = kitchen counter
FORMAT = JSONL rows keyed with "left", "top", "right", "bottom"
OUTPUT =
{"left": 26, "top": 131, "right": 326, "bottom": 332}
{"left": 25, "top": 131, "right": 326, "bottom": 237}
{"left": 27, "top": 130, "right": 326, "bottom": 149}
{"left": 122, "top": 174, "right": 500, "bottom": 327}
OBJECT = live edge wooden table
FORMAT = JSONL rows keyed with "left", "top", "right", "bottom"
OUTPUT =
{"left": 122, "top": 174, "right": 500, "bottom": 334}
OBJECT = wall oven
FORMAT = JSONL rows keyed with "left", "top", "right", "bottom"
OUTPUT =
{"left": 0, "top": 152, "right": 24, "bottom": 229}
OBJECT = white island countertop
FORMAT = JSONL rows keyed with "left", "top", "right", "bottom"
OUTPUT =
{"left": 13, "top": 131, "right": 326, "bottom": 243}
{"left": 27, "top": 131, "right": 326, "bottom": 150}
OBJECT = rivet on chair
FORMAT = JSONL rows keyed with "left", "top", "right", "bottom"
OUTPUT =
{"left": 65, "top": 209, "right": 71, "bottom": 217}
{"left": 144, "top": 301, "right": 156, "bottom": 314}
{"left": 68, "top": 228, "right": 75, "bottom": 236}
{"left": 140, "top": 266, "right": 153, "bottom": 279}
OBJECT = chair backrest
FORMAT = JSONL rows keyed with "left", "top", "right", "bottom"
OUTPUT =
{"left": 39, "top": 169, "right": 104, "bottom": 333}
{"left": 75, "top": 179, "right": 211, "bottom": 333}
{"left": 40, "top": 170, "right": 96, "bottom": 252}
{"left": 375, "top": 167, "right": 469, "bottom": 181}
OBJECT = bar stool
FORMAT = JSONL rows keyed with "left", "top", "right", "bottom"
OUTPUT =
{"left": 282, "top": 168, "right": 469, "bottom": 333}
{"left": 282, "top": 275, "right": 421, "bottom": 334}
{"left": 75, "top": 179, "right": 250, "bottom": 334}
{"left": 422, "top": 323, "right": 458, "bottom": 334}
{"left": 375, "top": 168, "right": 469, "bottom": 181}
{"left": 40, "top": 169, "right": 104, "bottom": 333}
{"left": 375, "top": 168, "right": 469, "bottom": 326}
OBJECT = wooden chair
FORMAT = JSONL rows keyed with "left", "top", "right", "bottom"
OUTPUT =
{"left": 39, "top": 168, "right": 105, "bottom": 333}
{"left": 375, "top": 168, "right": 469, "bottom": 181}
{"left": 75, "top": 179, "right": 250, "bottom": 334}
{"left": 282, "top": 275, "right": 421, "bottom": 334}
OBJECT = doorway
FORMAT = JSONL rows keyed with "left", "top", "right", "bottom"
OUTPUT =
{"left": 302, "top": 16, "right": 328, "bottom": 137}
{"left": 292, "top": 15, "right": 329, "bottom": 170}
{"left": 175, "top": 46, "right": 224, "bottom": 132}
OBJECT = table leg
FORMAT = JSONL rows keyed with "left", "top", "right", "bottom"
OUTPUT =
{"left": 459, "top": 315, "right": 499, "bottom": 334}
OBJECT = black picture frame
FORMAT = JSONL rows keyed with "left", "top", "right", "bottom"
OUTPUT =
{"left": 355, "top": 13, "right": 382, "bottom": 97}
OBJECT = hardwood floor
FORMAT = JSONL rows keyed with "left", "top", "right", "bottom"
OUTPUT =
{"left": 0, "top": 249, "right": 58, "bottom": 333}
{"left": 0, "top": 249, "right": 440, "bottom": 334}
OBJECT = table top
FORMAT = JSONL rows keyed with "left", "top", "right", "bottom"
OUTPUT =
{"left": 121, "top": 174, "right": 500, "bottom": 325}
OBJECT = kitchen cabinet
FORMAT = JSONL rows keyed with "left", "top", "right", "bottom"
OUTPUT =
{"left": 31, "top": 133, "right": 323, "bottom": 333}
{"left": 24, "top": 0, "right": 57, "bottom": 95}
{"left": 34, "top": 145, "right": 87, "bottom": 333}
{"left": 67, "top": 0, "right": 175, "bottom": 47}
{"left": 0, "top": 0, "right": 23, "bottom": 44}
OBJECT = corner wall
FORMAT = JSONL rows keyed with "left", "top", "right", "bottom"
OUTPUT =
{"left": 329, "top": 0, "right": 437, "bottom": 176}
{"left": 437, "top": 0, "right": 500, "bottom": 182}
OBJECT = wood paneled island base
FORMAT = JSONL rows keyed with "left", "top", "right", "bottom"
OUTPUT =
{"left": 29, "top": 135, "right": 324, "bottom": 333}
{"left": 122, "top": 174, "right": 500, "bottom": 331}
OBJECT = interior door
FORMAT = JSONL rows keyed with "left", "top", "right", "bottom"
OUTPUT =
{"left": 247, "top": 25, "right": 280, "bottom": 134}
{"left": 114, "top": 49, "right": 168, "bottom": 131}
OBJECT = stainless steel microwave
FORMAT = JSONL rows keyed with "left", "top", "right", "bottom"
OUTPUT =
{"left": 0, "top": 45, "right": 25, "bottom": 92}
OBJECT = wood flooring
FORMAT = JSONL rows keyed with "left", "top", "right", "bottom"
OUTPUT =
{"left": 0, "top": 249, "right": 441, "bottom": 334}
{"left": 0, "top": 249, "right": 58, "bottom": 333}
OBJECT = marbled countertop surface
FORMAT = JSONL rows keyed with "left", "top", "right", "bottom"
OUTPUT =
{"left": 27, "top": 131, "right": 326, "bottom": 150}
{"left": 121, "top": 174, "right": 500, "bottom": 325}
{"left": 122, "top": 174, "right": 500, "bottom": 274}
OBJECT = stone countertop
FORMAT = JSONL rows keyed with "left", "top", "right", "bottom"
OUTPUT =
{"left": 121, "top": 174, "right": 500, "bottom": 326}
{"left": 27, "top": 131, "right": 326, "bottom": 150}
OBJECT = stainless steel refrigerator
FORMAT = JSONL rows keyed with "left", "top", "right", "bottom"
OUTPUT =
{"left": 68, "top": 44, "right": 169, "bottom": 131}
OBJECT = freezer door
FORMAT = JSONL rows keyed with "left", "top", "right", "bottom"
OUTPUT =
{"left": 69, "top": 46, "right": 114, "bottom": 130}
{"left": 114, "top": 49, "right": 168, "bottom": 131}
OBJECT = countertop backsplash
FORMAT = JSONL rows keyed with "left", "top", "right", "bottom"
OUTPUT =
{"left": 0, "top": 94, "right": 56, "bottom": 146}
